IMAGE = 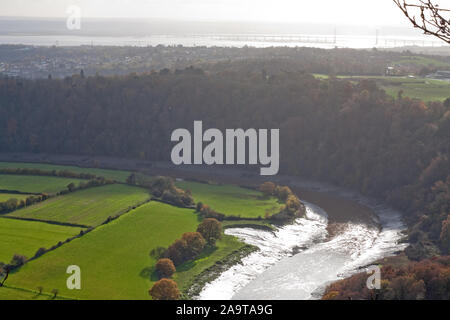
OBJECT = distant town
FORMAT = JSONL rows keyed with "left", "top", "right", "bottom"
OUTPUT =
{"left": 1, "top": 44, "right": 450, "bottom": 80}
{"left": 0, "top": 44, "right": 278, "bottom": 79}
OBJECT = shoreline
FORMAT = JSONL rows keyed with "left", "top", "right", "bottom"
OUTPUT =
{"left": 184, "top": 244, "right": 259, "bottom": 299}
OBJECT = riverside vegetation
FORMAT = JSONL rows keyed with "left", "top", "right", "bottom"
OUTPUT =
{"left": 0, "top": 164, "right": 303, "bottom": 300}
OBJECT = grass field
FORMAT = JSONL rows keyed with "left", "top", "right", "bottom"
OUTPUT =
{"left": 176, "top": 181, "right": 283, "bottom": 218}
{"left": 0, "top": 162, "right": 131, "bottom": 182}
{"left": 7, "top": 184, "right": 150, "bottom": 227}
{"left": 6, "top": 202, "right": 202, "bottom": 300}
{"left": 382, "top": 78, "right": 450, "bottom": 102}
{"left": 0, "top": 193, "right": 29, "bottom": 202}
{"left": 312, "top": 74, "right": 450, "bottom": 102}
{"left": 0, "top": 174, "right": 84, "bottom": 194}
{"left": 392, "top": 56, "right": 450, "bottom": 69}
{"left": 0, "top": 286, "right": 69, "bottom": 300}
{"left": 0, "top": 217, "right": 84, "bottom": 262}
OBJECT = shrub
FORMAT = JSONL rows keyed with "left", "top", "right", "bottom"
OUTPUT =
{"left": 0, "top": 198, "right": 20, "bottom": 212}
{"left": 151, "top": 176, "right": 175, "bottom": 197}
{"left": 150, "top": 176, "right": 194, "bottom": 207}
{"left": 34, "top": 247, "right": 47, "bottom": 258}
{"left": 197, "top": 218, "right": 222, "bottom": 246}
{"left": 51, "top": 289, "right": 59, "bottom": 299}
{"left": 67, "top": 183, "right": 76, "bottom": 192}
{"left": 126, "top": 173, "right": 137, "bottom": 185}
{"left": 155, "top": 258, "right": 176, "bottom": 279}
{"left": 166, "top": 232, "right": 206, "bottom": 265}
{"left": 166, "top": 239, "right": 188, "bottom": 265}
{"left": 198, "top": 204, "right": 225, "bottom": 221}
{"left": 384, "top": 276, "right": 426, "bottom": 300}
{"left": 149, "top": 279, "right": 180, "bottom": 300}
{"left": 285, "top": 195, "right": 302, "bottom": 215}
{"left": 276, "top": 186, "right": 293, "bottom": 202}
{"left": 259, "top": 182, "right": 276, "bottom": 198}
{"left": 322, "top": 291, "right": 340, "bottom": 300}
{"left": 10, "top": 254, "right": 27, "bottom": 267}
{"left": 181, "top": 232, "right": 206, "bottom": 260}
{"left": 440, "top": 215, "right": 450, "bottom": 254}
{"left": 196, "top": 202, "right": 204, "bottom": 212}
{"left": 323, "top": 256, "right": 450, "bottom": 300}
{"left": 162, "top": 190, "right": 177, "bottom": 204}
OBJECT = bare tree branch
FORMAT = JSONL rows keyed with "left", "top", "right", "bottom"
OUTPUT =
{"left": 393, "top": 0, "right": 450, "bottom": 43}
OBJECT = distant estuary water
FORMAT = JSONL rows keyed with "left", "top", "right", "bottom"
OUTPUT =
{"left": 0, "top": 34, "right": 445, "bottom": 49}
{"left": 197, "top": 199, "right": 408, "bottom": 300}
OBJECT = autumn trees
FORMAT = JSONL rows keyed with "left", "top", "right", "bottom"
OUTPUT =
{"left": 129, "top": 175, "right": 195, "bottom": 208}
{"left": 197, "top": 218, "right": 222, "bottom": 246}
{"left": 323, "top": 256, "right": 450, "bottom": 300}
{"left": 440, "top": 215, "right": 450, "bottom": 254}
{"left": 259, "top": 182, "right": 276, "bottom": 198}
{"left": 166, "top": 232, "right": 206, "bottom": 266}
{"left": 196, "top": 203, "right": 225, "bottom": 221}
{"left": 149, "top": 279, "right": 181, "bottom": 300}
{"left": 155, "top": 258, "right": 176, "bottom": 279}
{"left": 149, "top": 229, "right": 214, "bottom": 300}
{"left": 149, "top": 242, "right": 192, "bottom": 300}
{"left": 149, "top": 217, "right": 224, "bottom": 299}
{"left": 258, "top": 182, "right": 305, "bottom": 220}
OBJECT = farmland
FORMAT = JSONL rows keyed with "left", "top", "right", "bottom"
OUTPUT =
{"left": 0, "top": 162, "right": 272, "bottom": 300}
{"left": 0, "top": 286, "right": 68, "bottom": 300}
{"left": 6, "top": 184, "right": 150, "bottom": 227}
{"left": 0, "top": 174, "right": 84, "bottom": 194}
{"left": 7, "top": 202, "right": 201, "bottom": 299}
{"left": 312, "top": 74, "right": 450, "bottom": 102}
{"left": 0, "top": 217, "right": 84, "bottom": 262}
{"left": 392, "top": 55, "right": 450, "bottom": 69}
{"left": 0, "top": 162, "right": 131, "bottom": 182}
{"left": 381, "top": 78, "right": 450, "bottom": 102}
{"left": 176, "top": 180, "right": 283, "bottom": 218}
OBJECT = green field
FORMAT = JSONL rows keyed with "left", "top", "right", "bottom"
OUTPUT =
{"left": 0, "top": 174, "right": 85, "bottom": 194}
{"left": 176, "top": 181, "right": 283, "bottom": 218}
{"left": 0, "top": 162, "right": 131, "bottom": 182}
{"left": 0, "top": 193, "right": 28, "bottom": 202}
{"left": 0, "top": 164, "right": 267, "bottom": 300}
{"left": 393, "top": 56, "right": 450, "bottom": 69}
{"left": 7, "top": 184, "right": 150, "bottom": 227}
{"left": 0, "top": 217, "right": 84, "bottom": 262}
{"left": 382, "top": 78, "right": 450, "bottom": 102}
{"left": 7, "top": 202, "right": 202, "bottom": 300}
{"left": 312, "top": 74, "right": 450, "bottom": 102}
{"left": 0, "top": 286, "right": 69, "bottom": 300}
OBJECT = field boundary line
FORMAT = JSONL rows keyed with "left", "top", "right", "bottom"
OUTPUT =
{"left": 2, "top": 285, "right": 77, "bottom": 300}
{"left": 0, "top": 189, "right": 39, "bottom": 195}
{"left": 0, "top": 215, "right": 90, "bottom": 228}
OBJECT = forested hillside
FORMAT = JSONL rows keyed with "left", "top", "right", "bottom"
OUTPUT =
{"left": 0, "top": 65, "right": 449, "bottom": 259}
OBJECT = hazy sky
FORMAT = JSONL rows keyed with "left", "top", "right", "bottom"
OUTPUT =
{"left": 0, "top": 0, "right": 435, "bottom": 27}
